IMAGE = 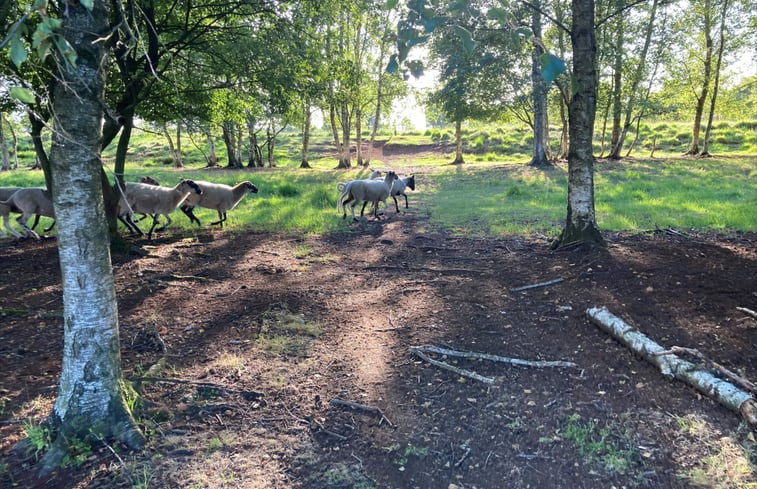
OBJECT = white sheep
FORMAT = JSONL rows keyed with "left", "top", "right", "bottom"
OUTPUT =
{"left": 118, "top": 179, "right": 203, "bottom": 238}
{"left": 0, "top": 188, "right": 55, "bottom": 239}
{"left": 338, "top": 171, "right": 398, "bottom": 221}
{"left": 179, "top": 180, "right": 258, "bottom": 227}
{"left": 336, "top": 169, "right": 382, "bottom": 194}
{"left": 389, "top": 174, "right": 416, "bottom": 212}
{"left": 0, "top": 186, "right": 53, "bottom": 233}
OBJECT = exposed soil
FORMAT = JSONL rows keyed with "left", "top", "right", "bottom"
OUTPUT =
{"left": 1, "top": 203, "right": 756, "bottom": 488}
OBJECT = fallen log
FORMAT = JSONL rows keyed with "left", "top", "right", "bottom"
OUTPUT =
{"left": 412, "top": 345, "right": 577, "bottom": 368}
{"left": 586, "top": 306, "right": 757, "bottom": 427}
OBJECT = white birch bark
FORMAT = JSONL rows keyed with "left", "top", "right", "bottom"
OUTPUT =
{"left": 587, "top": 306, "right": 757, "bottom": 426}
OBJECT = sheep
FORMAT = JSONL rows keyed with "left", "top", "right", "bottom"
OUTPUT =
{"left": 179, "top": 180, "right": 259, "bottom": 227}
{"left": 389, "top": 174, "right": 416, "bottom": 212}
{"left": 338, "top": 171, "right": 398, "bottom": 221}
{"left": 118, "top": 179, "right": 203, "bottom": 238}
{"left": 336, "top": 169, "right": 382, "bottom": 194}
{"left": 0, "top": 187, "right": 53, "bottom": 232}
{"left": 0, "top": 188, "right": 55, "bottom": 239}
{"left": 128, "top": 176, "right": 161, "bottom": 224}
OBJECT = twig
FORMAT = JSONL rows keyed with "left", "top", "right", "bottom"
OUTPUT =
{"left": 130, "top": 377, "right": 263, "bottom": 400}
{"left": 159, "top": 273, "right": 216, "bottom": 282}
{"left": 736, "top": 307, "right": 757, "bottom": 320}
{"left": 410, "top": 348, "right": 495, "bottom": 384}
{"left": 517, "top": 453, "right": 552, "bottom": 460}
{"left": 454, "top": 447, "right": 471, "bottom": 467}
{"left": 412, "top": 345, "right": 577, "bottom": 368}
{"left": 653, "top": 346, "right": 757, "bottom": 395}
{"left": 509, "top": 278, "right": 564, "bottom": 292}
{"left": 329, "top": 398, "right": 394, "bottom": 427}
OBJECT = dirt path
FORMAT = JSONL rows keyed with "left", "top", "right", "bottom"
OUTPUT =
{"left": 1, "top": 214, "right": 755, "bottom": 488}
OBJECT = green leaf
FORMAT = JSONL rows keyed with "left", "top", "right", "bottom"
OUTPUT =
{"left": 54, "top": 36, "right": 78, "bottom": 68}
{"left": 539, "top": 52, "right": 566, "bottom": 85}
{"left": 423, "top": 16, "right": 446, "bottom": 33}
{"left": 398, "top": 41, "right": 410, "bottom": 62}
{"left": 570, "top": 74, "right": 579, "bottom": 98}
{"left": 10, "top": 87, "right": 35, "bottom": 104}
{"left": 9, "top": 33, "right": 27, "bottom": 68}
{"left": 36, "top": 38, "right": 52, "bottom": 61}
{"left": 384, "top": 0, "right": 399, "bottom": 9}
{"left": 386, "top": 55, "right": 399, "bottom": 74}
{"left": 31, "top": 0, "right": 48, "bottom": 11}
{"left": 487, "top": 7, "right": 514, "bottom": 25}
{"left": 453, "top": 25, "right": 476, "bottom": 54}
{"left": 515, "top": 27, "right": 533, "bottom": 39}
{"left": 449, "top": 1, "right": 466, "bottom": 15}
{"left": 79, "top": 0, "right": 94, "bottom": 10}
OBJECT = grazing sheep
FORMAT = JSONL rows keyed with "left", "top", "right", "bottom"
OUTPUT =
{"left": 179, "top": 180, "right": 258, "bottom": 227}
{"left": 118, "top": 179, "right": 203, "bottom": 238}
{"left": 129, "top": 176, "right": 161, "bottom": 224}
{"left": 338, "top": 171, "right": 398, "bottom": 221}
{"left": 0, "top": 188, "right": 55, "bottom": 239}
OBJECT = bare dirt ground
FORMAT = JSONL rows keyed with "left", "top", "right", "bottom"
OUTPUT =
{"left": 1, "top": 194, "right": 756, "bottom": 488}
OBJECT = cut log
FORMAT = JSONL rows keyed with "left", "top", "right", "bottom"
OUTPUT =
{"left": 586, "top": 306, "right": 757, "bottom": 427}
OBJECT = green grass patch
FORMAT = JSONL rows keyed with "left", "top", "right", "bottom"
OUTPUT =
{"left": 561, "top": 414, "right": 640, "bottom": 475}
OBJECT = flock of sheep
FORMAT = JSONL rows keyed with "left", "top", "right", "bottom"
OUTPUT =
{"left": 0, "top": 168, "right": 416, "bottom": 240}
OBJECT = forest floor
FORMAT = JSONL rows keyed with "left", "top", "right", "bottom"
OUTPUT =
{"left": 1, "top": 169, "right": 756, "bottom": 488}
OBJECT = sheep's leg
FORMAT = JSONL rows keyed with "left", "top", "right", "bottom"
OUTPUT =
{"left": 2, "top": 214, "right": 22, "bottom": 238}
{"left": 17, "top": 214, "right": 40, "bottom": 240}
{"left": 146, "top": 214, "right": 160, "bottom": 239}
{"left": 403, "top": 194, "right": 409, "bottom": 208}
{"left": 392, "top": 196, "right": 400, "bottom": 213}
{"left": 349, "top": 201, "right": 358, "bottom": 222}
{"left": 119, "top": 215, "right": 143, "bottom": 236}
{"left": 180, "top": 205, "right": 202, "bottom": 226}
{"left": 154, "top": 214, "right": 172, "bottom": 232}
{"left": 342, "top": 194, "right": 355, "bottom": 220}
{"left": 30, "top": 214, "right": 41, "bottom": 230}
{"left": 210, "top": 211, "right": 227, "bottom": 227}
{"left": 360, "top": 201, "right": 369, "bottom": 219}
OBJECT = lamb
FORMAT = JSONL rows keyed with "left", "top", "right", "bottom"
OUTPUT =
{"left": 338, "top": 171, "right": 398, "bottom": 221}
{"left": 0, "top": 188, "right": 55, "bottom": 239}
{"left": 118, "top": 179, "right": 203, "bottom": 238}
{"left": 179, "top": 180, "right": 259, "bottom": 227}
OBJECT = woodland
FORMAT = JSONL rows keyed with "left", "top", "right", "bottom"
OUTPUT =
{"left": 0, "top": 0, "right": 755, "bottom": 487}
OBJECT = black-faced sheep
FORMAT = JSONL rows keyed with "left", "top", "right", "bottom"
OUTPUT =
{"left": 179, "top": 180, "right": 258, "bottom": 227}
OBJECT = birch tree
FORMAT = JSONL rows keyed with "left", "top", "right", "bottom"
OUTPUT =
{"left": 2, "top": 0, "right": 145, "bottom": 474}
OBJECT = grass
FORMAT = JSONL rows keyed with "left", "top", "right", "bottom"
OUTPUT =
{"left": 0, "top": 124, "right": 755, "bottom": 239}
{"left": 561, "top": 413, "right": 640, "bottom": 475}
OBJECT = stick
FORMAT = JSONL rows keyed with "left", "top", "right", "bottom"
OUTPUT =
{"left": 329, "top": 398, "right": 394, "bottom": 427}
{"left": 130, "top": 377, "right": 263, "bottom": 400}
{"left": 509, "top": 278, "right": 564, "bottom": 292}
{"left": 736, "top": 307, "right": 757, "bottom": 320}
{"left": 586, "top": 306, "right": 757, "bottom": 427}
{"left": 413, "top": 345, "right": 577, "bottom": 368}
{"left": 454, "top": 447, "right": 471, "bottom": 467}
{"left": 410, "top": 348, "right": 495, "bottom": 384}
{"left": 653, "top": 346, "right": 757, "bottom": 396}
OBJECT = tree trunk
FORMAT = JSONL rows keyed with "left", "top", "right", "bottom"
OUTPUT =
{"left": 28, "top": 112, "right": 53, "bottom": 187}
{"left": 608, "top": 2, "right": 624, "bottom": 160}
{"left": 529, "top": 0, "right": 552, "bottom": 167}
{"left": 555, "top": 2, "right": 570, "bottom": 160}
{"left": 267, "top": 125, "right": 275, "bottom": 168}
{"left": 175, "top": 121, "right": 183, "bottom": 167}
{"left": 162, "top": 124, "right": 182, "bottom": 168}
{"left": 301, "top": 100, "right": 312, "bottom": 168}
{"left": 609, "top": 0, "right": 658, "bottom": 160}
{"left": 451, "top": 119, "right": 464, "bottom": 164}
{"left": 0, "top": 113, "right": 10, "bottom": 171}
{"left": 686, "top": 0, "right": 713, "bottom": 155}
{"left": 553, "top": 0, "right": 605, "bottom": 249}
{"left": 599, "top": 96, "right": 610, "bottom": 157}
{"left": 206, "top": 130, "right": 218, "bottom": 167}
{"left": 39, "top": 0, "right": 143, "bottom": 474}
{"left": 356, "top": 108, "right": 364, "bottom": 166}
{"left": 5, "top": 115, "right": 19, "bottom": 169}
{"left": 340, "top": 101, "right": 352, "bottom": 168}
{"left": 366, "top": 14, "right": 390, "bottom": 166}
{"left": 330, "top": 103, "right": 348, "bottom": 168}
{"left": 700, "top": 0, "right": 729, "bottom": 157}
{"left": 222, "top": 122, "right": 240, "bottom": 168}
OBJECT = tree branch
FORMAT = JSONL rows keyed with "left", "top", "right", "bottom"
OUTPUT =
{"left": 516, "top": 0, "right": 570, "bottom": 35}
{"left": 595, "top": 0, "right": 649, "bottom": 30}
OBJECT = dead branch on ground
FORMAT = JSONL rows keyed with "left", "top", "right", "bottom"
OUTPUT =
{"left": 413, "top": 345, "right": 577, "bottom": 368}
{"left": 410, "top": 348, "right": 495, "bottom": 384}
{"left": 329, "top": 398, "right": 394, "bottom": 427}
{"left": 586, "top": 306, "right": 757, "bottom": 427}
{"left": 736, "top": 307, "right": 757, "bottom": 320}
{"left": 510, "top": 278, "right": 564, "bottom": 292}
{"left": 653, "top": 346, "right": 757, "bottom": 396}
